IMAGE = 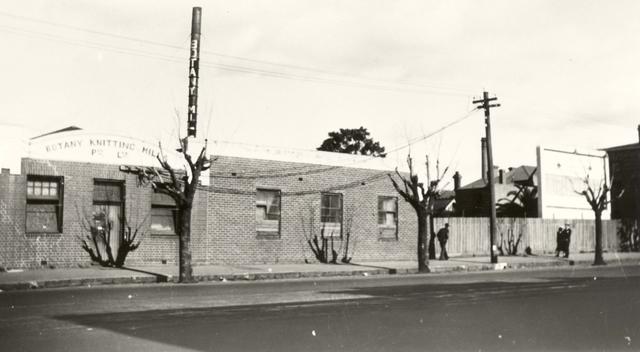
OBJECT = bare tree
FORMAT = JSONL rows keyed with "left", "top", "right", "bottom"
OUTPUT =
{"left": 121, "top": 138, "right": 211, "bottom": 282}
{"left": 496, "top": 218, "right": 523, "bottom": 256}
{"left": 76, "top": 204, "right": 144, "bottom": 268}
{"left": 388, "top": 154, "right": 446, "bottom": 272}
{"left": 300, "top": 204, "right": 357, "bottom": 264}
{"left": 575, "top": 174, "right": 622, "bottom": 265}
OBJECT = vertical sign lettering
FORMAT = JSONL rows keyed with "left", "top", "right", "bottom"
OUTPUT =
{"left": 187, "top": 7, "right": 202, "bottom": 137}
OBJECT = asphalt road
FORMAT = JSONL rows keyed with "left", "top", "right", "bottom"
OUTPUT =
{"left": 1, "top": 265, "right": 639, "bottom": 351}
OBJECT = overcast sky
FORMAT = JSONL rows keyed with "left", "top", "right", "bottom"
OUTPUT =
{"left": 1, "top": 0, "right": 639, "bottom": 184}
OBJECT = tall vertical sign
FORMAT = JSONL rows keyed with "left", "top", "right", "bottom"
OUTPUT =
{"left": 187, "top": 7, "right": 202, "bottom": 138}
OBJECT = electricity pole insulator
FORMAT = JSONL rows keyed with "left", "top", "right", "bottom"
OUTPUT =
{"left": 187, "top": 7, "right": 202, "bottom": 138}
{"left": 473, "top": 91, "right": 500, "bottom": 264}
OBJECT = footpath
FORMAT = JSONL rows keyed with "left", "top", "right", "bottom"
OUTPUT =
{"left": 2, "top": 252, "right": 640, "bottom": 291}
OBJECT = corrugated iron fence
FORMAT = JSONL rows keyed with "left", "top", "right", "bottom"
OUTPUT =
{"left": 433, "top": 217, "right": 621, "bottom": 256}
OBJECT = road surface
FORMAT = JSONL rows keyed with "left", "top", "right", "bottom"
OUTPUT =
{"left": 1, "top": 265, "right": 639, "bottom": 351}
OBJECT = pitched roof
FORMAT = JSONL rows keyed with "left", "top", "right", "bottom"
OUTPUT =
{"left": 433, "top": 190, "right": 455, "bottom": 213}
{"left": 31, "top": 126, "right": 82, "bottom": 140}
{"left": 459, "top": 165, "right": 537, "bottom": 190}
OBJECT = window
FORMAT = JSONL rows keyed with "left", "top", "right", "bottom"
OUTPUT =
{"left": 151, "top": 192, "right": 177, "bottom": 235}
{"left": 256, "top": 189, "right": 281, "bottom": 237}
{"left": 26, "top": 176, "right": 63, "bottom": 233}
{"left": 378, "top": 196, "right": 398, "bottom": 239}
{"left": 378, "top": 196, "right": 398, "bottom": 226}
{"left": 321, "top": 193, "right": 342, "bottom": 236}
{"left": 93, "top": 181, "right": 123, "bottom": 205}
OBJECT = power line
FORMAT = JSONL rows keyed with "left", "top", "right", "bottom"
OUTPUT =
{"left": 206, "top": 109, "right": 479, "bottom": 179}
{"left": 198, "top": 171, "right": 389, "bottom": 196}
{"left": 0, "top": 11, "right": 473, "bottom": 97}
{"left": 1, "top": 23, "right": 468, "bottom": 97}
{"left": 385, "top": 108, "right": 478, "bottom": 155}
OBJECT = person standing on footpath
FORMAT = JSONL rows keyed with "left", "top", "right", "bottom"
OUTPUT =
{"left": 437, "top": 223, "right": 450, "bottom": 260}
{"left": 561, "top": 223, "right": 572, "bottom": 258}
{"left": 555, "top": 227, "right": 564, "bottom": 257}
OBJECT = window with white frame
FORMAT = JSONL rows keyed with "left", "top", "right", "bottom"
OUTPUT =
{"left": 26, "top": 176, "right": 63, "bottom": 233}
{"left": 321, "top": 193, "right": 342, "bottom": 236}
{"left": 150, "top": 191, "right": 177, "bottom": 235}
{"left": 256, "top": 189, "right": 281, "bottom": 236}
{"left": 378, "top": 196, "right": 398, "bottom": 238}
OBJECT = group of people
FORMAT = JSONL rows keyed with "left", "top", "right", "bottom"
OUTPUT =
{"left": 555, "top": 224, "right": 572, "bottom": 258}
{"left": 435, "top": 222, "right": 573, "bottom": 260}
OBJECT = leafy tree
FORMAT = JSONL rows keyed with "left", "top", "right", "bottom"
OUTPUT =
{"left": 388, "top": 154, "right": 446, "bottom": 272}
{"left": 121, "top": 138, "right": 211, "bottom": 282}
{"left": 317, "top": 127, "right": 386, "bottom": 157}
{"left": 496, "top": 185, "right": 538, "bottom": 218}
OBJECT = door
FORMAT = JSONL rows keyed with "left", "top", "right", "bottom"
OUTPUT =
{"left": 93, "top": 180, "right": 124, "bottom": 261}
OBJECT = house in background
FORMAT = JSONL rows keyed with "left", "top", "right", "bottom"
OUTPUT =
{"left": 433, "top": 189, "right": 456, "bottom": 216}
{"left": 453, "top": 138, "right": 538, "bottom": 217}
{"left": 604, "top": 125, "right": 640, "bottom": 221}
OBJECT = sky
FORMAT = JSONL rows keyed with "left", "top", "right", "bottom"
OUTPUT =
{"left": 1, "top": 0, "right": 639, "bottom": 186}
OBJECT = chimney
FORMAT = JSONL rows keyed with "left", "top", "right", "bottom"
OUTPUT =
{"left": 481, "top": 138, "right": 488, "bottom": 182}
{"left": 453, "top": 171, "right": 461, "bottom": 191}
{"left": 499, "top": 169, "right": 505, "bottom": 184}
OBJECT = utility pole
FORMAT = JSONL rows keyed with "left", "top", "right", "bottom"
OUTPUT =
{"left": 187, "top": 7, "right": 202, "bottom": 140}
{"left": 473, "top": 91, "right": 500, "bottom": 264}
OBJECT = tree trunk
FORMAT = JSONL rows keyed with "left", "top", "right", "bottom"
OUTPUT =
{"left": 594, "top": 210, "right": 606, "bottom": 265}
{"left": 417, "top": 209, "right": 430, "bottom": 272}
{"left": 178, "top": 205, "right": 196, "bottom": 282}
{"left": 428, "top": 214, "right": 436, "bottom": 260}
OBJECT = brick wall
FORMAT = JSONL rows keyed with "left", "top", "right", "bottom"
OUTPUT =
{"left": 0, "top": 159, "right": 209, "bottom": 268}
{"left": 0, "top": 169, "right": 30, "bottom": 268}
{"left": 206, "top": 155, "right": 416, "bottom": 265}
{"left": 1, "top": 156, "right": 417, "bottom": 268}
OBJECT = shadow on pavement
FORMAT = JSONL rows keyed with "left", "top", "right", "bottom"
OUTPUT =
{"left": 120, "top": 267, "right": 169, "bottom": 283}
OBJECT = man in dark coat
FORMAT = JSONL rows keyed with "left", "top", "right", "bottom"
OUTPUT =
{"left": 561, "top": 224, "right": 572, "bottom": 258}
{"left": 437, "top": 223, "right": 450, "bottom": 260}
{"left": 555, "top": 227, "right": 564, "bottom": 257}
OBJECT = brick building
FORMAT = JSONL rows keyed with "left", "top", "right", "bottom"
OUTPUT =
{"left": 604, "top": 126, "right": 640, "bottom": 221}
{"left": 0, "top": 128, "right": 417, "bottom": 268}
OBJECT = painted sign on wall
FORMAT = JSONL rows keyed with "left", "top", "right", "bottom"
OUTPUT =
{"left": 28, "top": 130, "right": 182, "bottom": 167}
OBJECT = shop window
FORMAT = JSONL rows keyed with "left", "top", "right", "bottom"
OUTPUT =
{"left": 321, "top": 193, "right": 342, "bottom": 236}
{"left": 26, "top": 176, "right": 63, "bottom": 233}
{"left": 256, "top": 189, "right": 281, "bottom": 237}
{"left": 378, "top": 196, "right": 398, "bottom": 238}
{"left": 151, "top": 191, "right": 177, "bottom": 236}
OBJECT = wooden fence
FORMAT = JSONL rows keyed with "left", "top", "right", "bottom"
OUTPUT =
{"left": 433, "top": 217, "right": 621, "bottom": 256}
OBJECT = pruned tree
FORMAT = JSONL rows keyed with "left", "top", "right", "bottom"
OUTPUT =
{"left": 388, "top": 154, "right": 447, "bottom": 272}
{"left": 575, "top": 174, "right": 622, "bottom": 265}
{"left": 76, "top": 205, "right": 144, "bottom": 268}
{"left": 497, "top": 221, "right": 523, "bottom": 256}
{"left": 121, "top": 138, "right": 211, "bottom": 282}
{"left": 300, "top": 204, "right": 356, "bottom": 264}
{"left": 317, "top": 127, "right": 386, "bottom": 157}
